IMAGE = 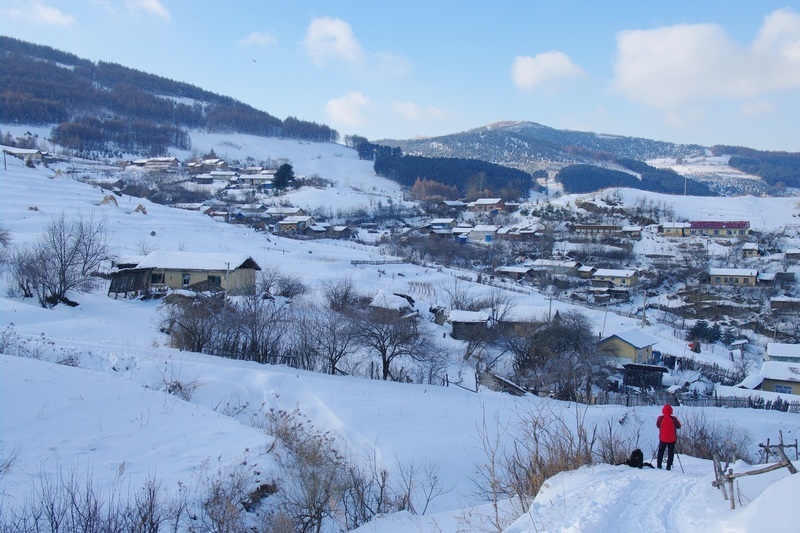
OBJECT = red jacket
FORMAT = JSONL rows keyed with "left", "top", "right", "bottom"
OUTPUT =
{"left": 656, "top": 404, "right": 681, "bottom": 443}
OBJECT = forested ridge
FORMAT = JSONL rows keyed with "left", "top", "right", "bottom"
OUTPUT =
{"left": 0, "top": 37, "right": 338, "bottom": 156}
{"left": 346, "top": 137, "right": 540, "bottom": 200}
{"left": 557, "top": 160, "right": 716, "bottom": 196}
{"left": 712, "top": 145, "right": 800, "bottom": 189}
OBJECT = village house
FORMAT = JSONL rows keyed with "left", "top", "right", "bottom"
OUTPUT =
{"left": 277, "top": 215, "right": 316, "bottom": 233}
{"left": 435, "top": 200, "right": 467, "bottom": 213}
{"left": 597, "top": 328, "right": 659, "bottom": 364}
{"left": 494, "top": 265, "right": 534, "bottom": 280}
{"left": 428, "top": 218, "right": 458, "bottom": 230}
{"left": 770, "top": 297, "right": 800, "bottom": 314}
{"left": 620, "top": 226, "right": 642, "bottom": 239}
{"left": 449, "top": 310, "right": 490, "bottom": 341}
{"left": 660, "top": 222, "right": 691, "bottom": 237}
{"left": 687, "top": 221, "right": 750, "bottom": 238}
{"left": 265, "top": 206, "right": 305, "bottom": 219}
{"left": 143, "top": 157, "right": 180, "bottom": 170}
{"left": 527, "top": 258, "right": 582, "bottom": 277}
{"left": 239, "top": 172, "right": 275, "bottom": 188}
{"left": 468, "top": 224, "right": 501, "bottom": 242}
{"left": 785, "top": 248, "right": 800, "bottom": 262}
{"left": 467, "top": 198, "right": 504, "bottom": 213}
{"left": 496, "top": 226, "right": 539, "bottom": 242}
{"left": 758, "top": 361, "right": 800, "bottom": 395}
{"left": 591, "top": 268, "right": 639, "bottom": 287}
{"left": 766, "top": 343, "right": 800, "bottom": 364}
{"left": 108, "top": 251, "right": 261, "bottom": 297}
{"left": 186, "top": 158, "right": 229, "bottom": 173}
{"left": 572, "top": 224, "right": 621, "bottom": 238}
{"left": 742, "top": 242, "right": 760, "bottom": 258}
{"left": 369, "top": 290, "right": 414, "bottom": 314}
{"left": 708, "top": 268, "right": 758, "bottom": 286}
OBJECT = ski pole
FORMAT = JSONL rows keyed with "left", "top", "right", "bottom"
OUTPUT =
{"left": 676, "top": 451, "right": 684, "bottom": 473}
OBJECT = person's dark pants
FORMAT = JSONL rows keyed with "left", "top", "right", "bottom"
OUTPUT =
{"left": 657, "top": 441, "right": 676, "bottom": 470}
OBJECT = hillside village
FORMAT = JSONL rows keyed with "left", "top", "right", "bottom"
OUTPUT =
{"left": 4, "top": 135, "right": 800, "bottom": 404}
{"left": 2, "top": 130, "right": 800, "bottom": 532}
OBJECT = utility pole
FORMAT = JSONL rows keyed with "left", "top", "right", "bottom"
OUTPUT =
{"left": 225, "top": 262, "right": 230, "bottom": 297}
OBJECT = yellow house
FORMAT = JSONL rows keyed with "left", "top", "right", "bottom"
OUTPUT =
{"left": 661, "top": 222, "right": 690, "bottom": 237}
{"left": 592, "top": 268, "right": 639, "bottom": 287}
{"left": 597, "top": 328, "right": 658, "bottom": 364}
{"left": 759, "top": 361, "right": 800, "bottom": 395}
{"left": 467, "top": 198, "right": 504, "bottom": 213}
{"left": 127, "top": 251, "right": 261, "bottom": 296}
{"left": 709, "top": 268, "right": 758, "bottom": 286}
{"left": 687, "top": 221, "right": 750, "bottom": 238}
{"left": 277, "top": 215, "right": 316, "bottom": 232}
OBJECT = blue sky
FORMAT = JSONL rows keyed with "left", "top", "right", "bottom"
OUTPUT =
{"left": 2, "top": 0, "right": 800, "bottom": 151}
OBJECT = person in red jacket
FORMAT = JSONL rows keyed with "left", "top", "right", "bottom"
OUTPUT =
{"left": 656, "top": 404, "right": 681, "bottom": 470}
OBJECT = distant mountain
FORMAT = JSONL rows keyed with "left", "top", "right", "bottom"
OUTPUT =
{"left": 0, "top": 37, "right": 338, "bottom": 156}
{"left": 379, "top": 121, "right": 708, "bottom": 175}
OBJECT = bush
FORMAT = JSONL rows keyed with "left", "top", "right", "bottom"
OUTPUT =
{"left": 678, "top": 410, "right": 754, "bottom": 463}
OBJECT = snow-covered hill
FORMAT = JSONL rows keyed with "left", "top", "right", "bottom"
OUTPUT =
{"left": 1, "top": 145, "right": 799, "bottom": 532}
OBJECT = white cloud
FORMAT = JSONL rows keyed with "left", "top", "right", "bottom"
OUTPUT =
{"left": 5, "top": 1, "right": 76, "bottom": 26}
{"left": 511, "top": 51, "right": 585, "bottom": 91}
{"left": 373, "top": 51, "right": 411, "bottom": 77}
{"left": 240, "top": 31, "right": 277, "bottom": 48}
{"left": 325, "top": 92, "right": 372, "bottom": 126}
{"left": 304, "top": 17, "right": 364, "bottom": 66}
{"left": 613, "top": 8, "right": 800, "bottom": 108}
{"left": 391, "top": 101, "right": 445, "bottom": 121}
{"left": 126, "top": 0, "right": 170, "bottom": 22}
{"left": 740, "top": 100, "right": 775, "bottom": 117}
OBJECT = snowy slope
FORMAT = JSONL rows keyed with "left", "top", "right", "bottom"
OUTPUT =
{"left": 1, "top": 146, "right": 800, "bottom": 532}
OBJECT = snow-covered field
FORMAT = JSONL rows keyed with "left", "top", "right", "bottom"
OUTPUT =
{"left": 1, "top": 136, "right": 799, "bottom": 531}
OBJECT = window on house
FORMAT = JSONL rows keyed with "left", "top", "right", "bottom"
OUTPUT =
{"left": 774, "top": 384, "right": 792, "bottom": 394}
{"left": 150, "top": 272, "right": 164, "bottom": 284}
{"left": 208, "top": 275, "right": 222, "bottom": 286}
{"left": 182, "top": 273, "right": 190, "bottom": 287}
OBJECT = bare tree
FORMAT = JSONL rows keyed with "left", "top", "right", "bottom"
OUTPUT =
{"left": 440, "top": 278, "right": 479, "bottom": 310}
{"left": 309, "top": 309, "right": 359, "bottom": 374}
{"left": 356, "top": 308, "right": 427, "bottom": 381}
{"left": 505, "top": 310, "right": 600, "bottom": 399}
{"left": 322, "top": 278, "right": 366, "bottom": 312}
{"left": 10, "top": 213, "right": 110, "bottom": 307}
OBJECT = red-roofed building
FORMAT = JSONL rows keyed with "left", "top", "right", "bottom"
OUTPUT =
{"left": 687, "top": 221, "right": 750, "bottom": 238}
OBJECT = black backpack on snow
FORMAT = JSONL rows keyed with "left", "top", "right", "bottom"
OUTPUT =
{"left": 626, "top": 449, "right": 644, "bottom": 468}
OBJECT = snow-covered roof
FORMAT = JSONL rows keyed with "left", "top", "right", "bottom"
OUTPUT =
{"left": 473, "top": 198, "right": 503, "bottom": 205}
{"left": 593, "top": 268, "right": 637, "bottom": 278}
{"left": 495, "top": 266, "right": 532, "bottom": 274}
{"left": 602, "top": 328, "right": 658, "bottom": 349}
{"left": 767, "top": 343, "right": 800, "bottom": 360}
{"left": 742, "top": 243, "right": 758, "bottom": 250}
{"left": 760, "top": 361, "right": 800, "bottom": 383}
{"left": 530, "top": 259, "right": 579, "bottom": 269}
{"left": 115, "top": 255, "right": 146, "bottom": 267}
{"left": 709, "top": 268, "right": 757, "bottom": 276}
{"left": 662, "top": 222, "right": 691, "bottom": 228}
{"left": 429, "top": 218, "right": 455, "bottom": 225}
{"left": 369, "top": 290, "right": 411, "bottom": 311}
{"left": 135, "top": 251, "right": 260, "bottom": 271}
{"left": 471, "top": 225, "right": 500, "bottom": 232}
{"left": 448, "top": 310, "right": 489, "bottom": 323}
{"left": 279, "top": 215, "right": 313, "bottom": 224}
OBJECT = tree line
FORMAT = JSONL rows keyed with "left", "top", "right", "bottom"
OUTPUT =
{"left": 713, "top": 145, "right": 800, "bottom": 190}
{"left": 557, "top": 161, "right": 715, "bottom": 196}
{"left": 346, "top": 136, "right": 537, "bottom": 200}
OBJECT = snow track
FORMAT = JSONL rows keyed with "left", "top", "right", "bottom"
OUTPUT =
{"left": 511, "top": 464, "right": 714, "bottom": 533}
